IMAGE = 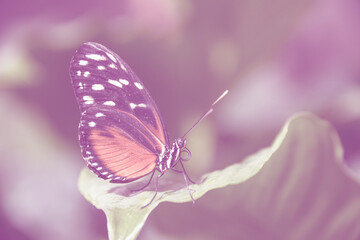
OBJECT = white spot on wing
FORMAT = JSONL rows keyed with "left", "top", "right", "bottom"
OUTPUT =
{"left": 96, "top": 167, "right": 103, "bottom": 171}
{"left": 106, "top": 52, "right": 117, "bottom": 62}
{"left": 79, "top": 60, "right": 88, "bottom": 66}
{"left": 95, "top": 113, "right": 105, "bottom": 117}
{"left": 86, "top": 54, "right": 106, "bottom": 61}
{"left": 138, "top": 103, "right": 147, "bottom": 108}
{"left": 83, "top": 96, "right": 93, "bottom": 101}
{"left": 97, "top": 66, "right": 105, "bottom": 70}
{"left": 77, "top": 71, "right": 81, "bottom": 76}
{"left": 129, "top": 103, "right": 147, "bottom": 109}
{"left": 104, "top": 101, "right": 116, "bottom": 106}
{"left": 91, "top": 162, "right": 98, "bottom": 167}
{"left": 134, "top": 82, "right": 143, "bottom": 90}
{"left": 109, "top": 63, "right": 117, "bottom": 69}
{"left": 79, "top": 82, "right": 84, "bottom": 89}
{"left": 101, "top": 172, "right": 109, "bottom": 175}
{"left": 119, "top": 79, "right": 129, "bottom": 85}
{"left": 84, "top": 71, "right": 90, "bottom": 77}
{"left": 89, "top": 121, "right": 96, "bottom": 127}
{"left": 92, "top": 84, "right": 104, "bottom": 90}
{"left": 129, "top": 103, "right": 137, "bottom": 109}
{"left": 83, "top": 95, "right": 94, "bottom": 104}
{"left": 108, "top": 79, "right": 122, "bottom": 88}
{"left": 120, "top": 63, "right": 127, "bottom": 72}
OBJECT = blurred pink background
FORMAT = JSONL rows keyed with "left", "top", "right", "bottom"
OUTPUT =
{"left": 1, "top": 0, "right": 360, "bottom": 239}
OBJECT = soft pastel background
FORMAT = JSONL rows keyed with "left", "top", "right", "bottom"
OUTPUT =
{"left": 1, "top": 0, "right": 359, "bottom": 239}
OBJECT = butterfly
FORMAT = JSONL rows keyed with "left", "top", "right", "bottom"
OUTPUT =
{"left": 69, "top": 42, "right": 228, "bottom": 207}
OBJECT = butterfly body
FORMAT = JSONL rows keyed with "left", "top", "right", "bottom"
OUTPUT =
{"left": 157, "top": 138, "right": 187, "bottom": 172}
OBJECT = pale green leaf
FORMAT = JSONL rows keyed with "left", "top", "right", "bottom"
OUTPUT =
{"left": 78, "top": 113, "right": 335, "bottom": 240}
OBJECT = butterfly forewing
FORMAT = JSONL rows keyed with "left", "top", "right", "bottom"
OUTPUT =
{"left": 69, "top": 42, "right": 168, "bottom": 182}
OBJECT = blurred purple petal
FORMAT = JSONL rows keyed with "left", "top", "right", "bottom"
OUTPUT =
{"left": 0, "top": 95, "right": 106, "bottom": 240}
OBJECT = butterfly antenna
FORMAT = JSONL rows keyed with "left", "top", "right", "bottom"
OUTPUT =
{"left": 181, "top": 90, "right": 228, "bottom": 139}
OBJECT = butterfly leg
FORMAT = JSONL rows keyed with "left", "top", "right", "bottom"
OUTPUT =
{"left": 179, "top": 163, "right": 195, "bottom": 206}
{"left": 141, "top": 171, "right": 164, "bottom": 209}
{"left": 170, "top": 168, "right": 182, "bottom": 173}
{"left": 179, "top": 160, "right": 196, "bottom": 184}
{"left": 170, "top": 164, "right": 196, "bottom": 184}
{"left": 133, "top": 169, "right": 156, "bottom": 192}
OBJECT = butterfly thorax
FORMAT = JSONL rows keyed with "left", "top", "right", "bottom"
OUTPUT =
{"left": 157, "top": 138, "right": 187, "bottom": 173}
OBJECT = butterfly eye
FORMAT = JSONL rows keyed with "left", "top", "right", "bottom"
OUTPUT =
{"left": 176, "top": 138, "right": 184, "bottom": 149}
{"left": 176, "top": 138, "right": 186, "bottom": 148}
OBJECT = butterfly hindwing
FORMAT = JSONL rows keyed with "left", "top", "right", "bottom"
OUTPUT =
{"left": 69, "top": 42, "right": 168, "bottom": 182}
{"left": 79, "top": 106, "right": 159, "bottom": 182}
